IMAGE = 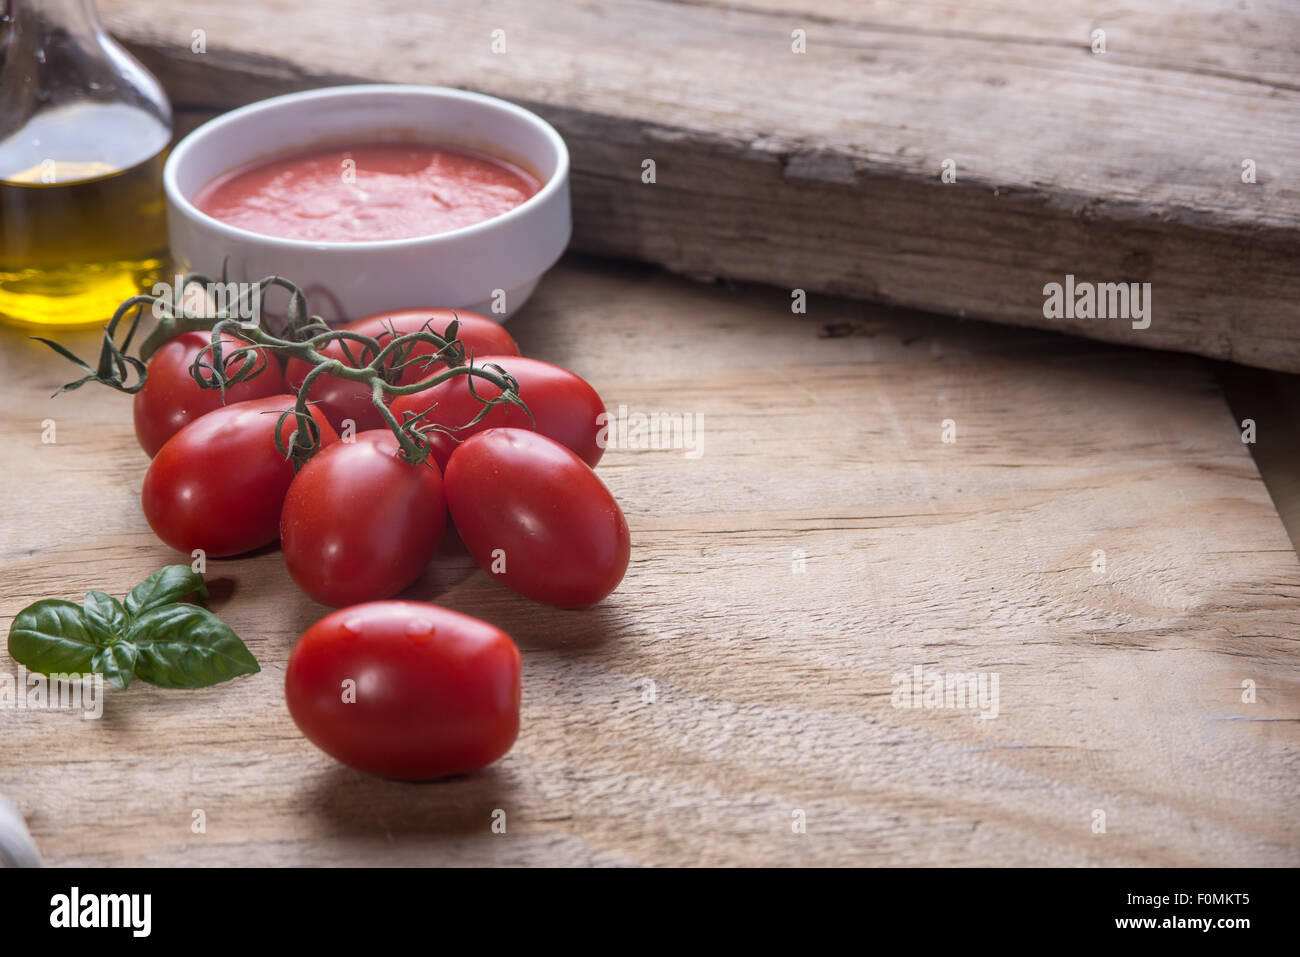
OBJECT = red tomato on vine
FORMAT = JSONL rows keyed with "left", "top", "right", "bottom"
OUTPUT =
{"left": 142, "top": 394, "right": 339, "bottom": 557}
{"left": 133, "top": 331, "right": 286, "bottom": 457}
{"left": 444, "top": 428, "right": 629, "bottom": 607}
{"left": 280, "top": 430, "right": 447, "bottom": 606}
{"left": 390, "top": 356, "right": 606, "bottom": 471}
{"left": 284, "top": 309, "right": 520, "bottom": 433}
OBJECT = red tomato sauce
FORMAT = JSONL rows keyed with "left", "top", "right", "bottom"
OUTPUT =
{"left": 194, "top": 142, "right": 542, "bottom": 242}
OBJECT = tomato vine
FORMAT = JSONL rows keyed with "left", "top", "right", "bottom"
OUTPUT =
{"left": 35, "top": 272, "right": 530, "bottom": 468}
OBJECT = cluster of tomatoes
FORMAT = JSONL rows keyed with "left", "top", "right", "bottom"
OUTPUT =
{"left": 130, "top": 307, "right": 630, "bottom": 779}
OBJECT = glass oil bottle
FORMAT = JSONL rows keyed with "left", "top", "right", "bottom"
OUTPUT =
{"left": 0, "top": 0, "right": 172, "bottom": 327}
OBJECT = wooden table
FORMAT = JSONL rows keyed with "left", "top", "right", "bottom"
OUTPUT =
{"left": 2, "top": 258, "right": 1297, "bottom": 865}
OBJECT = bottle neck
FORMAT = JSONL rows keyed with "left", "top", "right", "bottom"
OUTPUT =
{"left": 12, "top": 1, "right": 103, "bottom": 42}
{"left": 4, "top": 1, "right": 104, "bottom": 103}
{"left": 0, "top": 0, "right": 172, "bottom": 163}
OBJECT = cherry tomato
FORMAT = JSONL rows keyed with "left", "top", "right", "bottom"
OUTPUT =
{"left": 283, "top": 309, "right": 519, "bottom": 433}
{"left": 285, "top": 601, "right": 521, "bottom": 780}
{"left": 444, "top": 429, "right": 629, "bottom": 608}
{"left": 133, "top": 331, "right": 286, "bottom": 457}
{"left": 389, "top": 356, "right": 606, "bottom": 472}
{"left": 281, "top": 430, "right": 447, "bottom": 606}
{"left": 142, "top": 394, "right": 339, "bottom": 557}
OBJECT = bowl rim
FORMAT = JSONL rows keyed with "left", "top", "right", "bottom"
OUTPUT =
{"left": 163, "top": 83, "right": 570, "bottom": 252}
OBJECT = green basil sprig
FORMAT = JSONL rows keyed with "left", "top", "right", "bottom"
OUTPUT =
{"left": 7, "top": 566, "right": 259, "bottom": 690}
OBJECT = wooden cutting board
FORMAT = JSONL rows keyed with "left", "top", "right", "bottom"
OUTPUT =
{"left": 2, "top": 258, "right": 1297, "bottom": 865}
{"left": 100, "top": 0, "right": 1300, "bottom": 371}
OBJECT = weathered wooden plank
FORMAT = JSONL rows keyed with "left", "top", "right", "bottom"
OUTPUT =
{"left": 101, "top": 0, "right": 1300, "bottom": 370}
{"left": 1, "top": 258, "right": 1297, "bottom": 865}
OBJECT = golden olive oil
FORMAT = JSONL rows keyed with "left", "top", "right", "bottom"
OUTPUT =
{"left": 0, "top": 103, "right": 170, "bottom": 328}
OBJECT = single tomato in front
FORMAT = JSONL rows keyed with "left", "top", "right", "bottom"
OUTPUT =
{"left": 285, "top": 602, "right": 521, "bottom": 780}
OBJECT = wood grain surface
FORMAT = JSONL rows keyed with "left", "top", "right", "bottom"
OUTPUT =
{"left": 100, "top": 0, "right": 1300, "bottom": 371}
{"left": 2, "top": 258, "right": 1297, "bottom": 866}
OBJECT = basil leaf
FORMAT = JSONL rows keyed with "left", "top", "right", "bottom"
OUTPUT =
{"left": 82, "top": 590, "right": 130, "bottom": 643}
{"left": 7, "top": 566, "right": 257, "bottom": 693}
{"left": 8, "top": 600, "right": 101, "bottom": 676}
{"left": 129, "top": 604, "right": 260, "bottom": 689}
{"left": 124, "top": 565, "right": 209, "bottom": 616}
{"left": 91, "top": 642, "right": 139, "bottom": 691}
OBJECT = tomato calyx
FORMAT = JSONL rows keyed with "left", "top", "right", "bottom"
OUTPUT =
{"left": 36, "top": 271, "right": 531, "bottom": 469}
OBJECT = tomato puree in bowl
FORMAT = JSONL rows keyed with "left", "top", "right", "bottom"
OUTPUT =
{"left": 193, "top": 142, "right": 542, "bottom": 242}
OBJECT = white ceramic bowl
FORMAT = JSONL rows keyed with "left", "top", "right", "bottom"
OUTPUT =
{"left": 164, "top": 84, "right": 571, "bottom": 323}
